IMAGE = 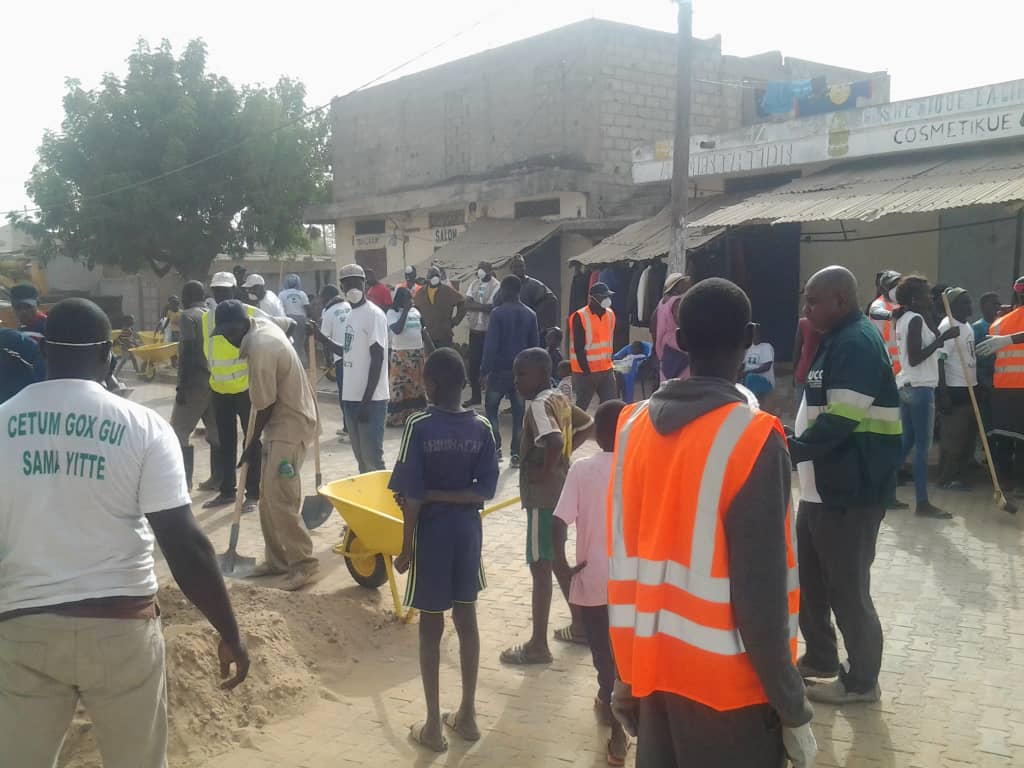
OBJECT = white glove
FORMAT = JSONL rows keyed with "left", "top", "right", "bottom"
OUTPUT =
{"left": 783, "top": 722, "right": 818, "bottom": 768}
{"left": 977, "top": 334, "right": 1013, "bottom": 358}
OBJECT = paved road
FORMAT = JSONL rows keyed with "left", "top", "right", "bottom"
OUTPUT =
{"left": 126, "top": 378, "right": 1022, "bottom": 768}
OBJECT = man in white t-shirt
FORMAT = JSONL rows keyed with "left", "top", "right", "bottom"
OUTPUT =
{"left": 312, "top": 288, "right": 352, "bottom": 439}
{"left": 313, "top": 264, "right": 389, "bottom": 472}
{"left": 937, "top": 287, "right": 978, "bottom": 490}
{"left": 242, "top": 273, "right": 286, "bottom": 318}
{"left": 742, "top": 324, "right": 776, "bottom": 403}
{"left": 278, "top": 273, "right": 311, "bottom": 366}
{"left": 0, "top": 299, "right": 248, "bottom": 767}
{"left": 463, "top": 260, "right": 501, "bottom": 407}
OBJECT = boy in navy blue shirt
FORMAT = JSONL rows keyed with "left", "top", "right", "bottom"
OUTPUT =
{"left": 390, "top": 348, "right": 499, "bottom": 753}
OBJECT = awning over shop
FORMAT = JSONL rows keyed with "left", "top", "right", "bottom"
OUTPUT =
{"left": 569, "top": 199, "right": 728, "bottom": 268}
{"left": 427, "top": 217, "right": 562, "bottom": 280}
{"left": 691, "top": 144, "right": 1024, "bottom": 227}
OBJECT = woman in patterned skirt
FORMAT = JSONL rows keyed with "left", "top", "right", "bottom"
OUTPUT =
{"left": 386, "top": 287, "right": 433, "bottom": 427}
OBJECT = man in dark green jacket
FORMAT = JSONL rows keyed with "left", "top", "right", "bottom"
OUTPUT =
{"left": 788, "top": 265, "right": 901, "bottom": 707}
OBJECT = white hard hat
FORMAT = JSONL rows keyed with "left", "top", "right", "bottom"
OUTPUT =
{"left": 210, "top": 271, "right": 237, "bottom": 289}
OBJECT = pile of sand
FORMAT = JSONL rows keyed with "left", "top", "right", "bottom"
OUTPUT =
{"left": 59, "top": 581, "right": 392, "bottom": 768}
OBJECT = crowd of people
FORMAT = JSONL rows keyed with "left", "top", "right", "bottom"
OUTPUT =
{"left": 7, "top": 253, "right": 1024, "bottom": 768}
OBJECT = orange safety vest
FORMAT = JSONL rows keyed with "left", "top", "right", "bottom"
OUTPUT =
{"left": 991, "top": 307, "right": 1024, "bottom": 389}
{"left": 569, "top": 306, "right": 615, "bottom": 374}
{"left": 607, "top": 399, "right": 799, "bottom": 710}
{"left": 875, "top": 295, "right": 902, "bottom": 376}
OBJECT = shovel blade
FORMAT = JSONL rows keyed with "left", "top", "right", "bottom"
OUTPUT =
{"left": 302, "top": 495, "right": 334, "bottom": 530}
{"left": 218, "top": 523, "right": 257, "bottom": 577}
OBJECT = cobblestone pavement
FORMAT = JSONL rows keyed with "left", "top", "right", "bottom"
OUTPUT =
{"left": 126, "top": 377, "right": 1023, "bottom": 768}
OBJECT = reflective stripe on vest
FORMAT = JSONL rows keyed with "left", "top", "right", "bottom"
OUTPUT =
{"left": 569, "top": 307, "right": 614, "bottom": 373}
{"left": 608, "top": 399, "right": 799, "bottom": 708}
{"left": 202, "top": 307, "right": 254, "bottom": 394}
{"left": 992, "top": 308, "right": 1024, "bottom": 389}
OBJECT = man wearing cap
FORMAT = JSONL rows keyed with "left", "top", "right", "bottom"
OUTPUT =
{"left": 10, "top": 283, "right": 47, "bottom": 342}
{"left": 170, "top": 280, "right": 221, "bottom": 490}
{"left": 202, "top": 271, "right": 262, "bottom": 509}
{"left": 241, "top": 274, "right": 286, "bottom": 318}
{"left": 569, "top": 283, "right": 617, "bottom": 409}
{"left": 212, "top": 300, "right": 320, "bottom": 590}
{"left": 312, "top": 264, "right": 389, "bottom": 472}
{"left": 977, "top": 276, "right": 1024, "bottom": 489}
{"left": 650, "top": 272, "right": 691, "bottom": 382}
{"left": 414, "top": 265, "right": 467, "bottom": 349}
{"left": 509, "top": 255, "right": 559, "bottom": 335}
{"left": 0, "top": 298, "right": 249, "bottom": 766}
{"left": 463, "top": 260, "right": 501, "bottom": 407}
{"left": 0, "top": 328, "right": 45, "bottom": 403}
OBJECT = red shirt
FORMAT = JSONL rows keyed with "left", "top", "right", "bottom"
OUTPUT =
{"left": 794, "top": 317, "right": 822, "bottom": 384}
{"left": 367, "top": 283, "right": 392, "bottom": 310}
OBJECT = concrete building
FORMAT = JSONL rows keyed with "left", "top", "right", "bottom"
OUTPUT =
{"left": 305, "top": 17, "right": 884, "bottom": 317}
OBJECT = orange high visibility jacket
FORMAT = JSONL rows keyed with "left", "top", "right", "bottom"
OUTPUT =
{"left": 569, "top": 306, "right": 615, "bottom": 373}
{"left": 870, "top": 295, "right": 902, "bottom": 376}
{"left": 607, "top": 399, "right": 799, "bottom": 710}
{"left": 991, "top": 307, "right": 1024, "bottom": 389}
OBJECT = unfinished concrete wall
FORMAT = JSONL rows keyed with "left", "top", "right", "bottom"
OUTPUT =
{"left": 938, "top": 206, "right": 1018, "bottom": 301}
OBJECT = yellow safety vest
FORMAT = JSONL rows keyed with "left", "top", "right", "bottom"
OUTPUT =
{"left": 202, "top": 305, "right": 256, "bottom": 394}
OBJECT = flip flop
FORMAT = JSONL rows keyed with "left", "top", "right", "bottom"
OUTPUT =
{"left": 607, "top": 737, "right": 630, "bottom": 766}
{"left": 409, "top": 722, "right": 448, "bottom": 753}
{"left": 442, "top": 711, "right": 481, "bottom": 742}
{"left": 553, "top": 625, "right": 589, "bottom": 645}
{"left": 499, "top": 644, "right": 553, "bottom": 665}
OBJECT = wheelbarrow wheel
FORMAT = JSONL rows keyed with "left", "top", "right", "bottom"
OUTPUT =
{"left": 341, "top": 527, "right": 388, "bottom": 588}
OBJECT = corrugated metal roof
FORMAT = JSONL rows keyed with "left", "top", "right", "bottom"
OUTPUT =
{"left": 430, "top": 217, "right": 562, "bottom": 279}
{"left": 692, "top": 144, "right": 1024, "bottom": 227}
{"left": 569, "top": 198, "right": 729, "bottom": 267}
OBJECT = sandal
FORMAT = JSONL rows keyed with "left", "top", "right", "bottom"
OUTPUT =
{"left": 409, "top": 722, "right": 448, "bottom": 753}
{"left": 499, "top": 643, "right": 553, "bottom": 665}
{"left": 443, "top": 711, "right": 481, "bottom": 741}
{"left": 553, "top": 625, "right": 589, "bottom": 645}
{"left": 607, "top": 736, "right": 630, "bottom": 766}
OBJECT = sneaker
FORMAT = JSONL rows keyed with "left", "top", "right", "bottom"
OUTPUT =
{"left": 796, "top": 656, "right": 839, "bottom": 680}
{"left": 509, "top": 455, "right": 521, "bottom": 470}
{"left": 806, "top": 678, "right": 881, "bottom": 705}
{"left": 202, "top": 493, "right": 235, "bottom": 509}
{"left": 915, "top": 503, "right": 952, "bottom": 519}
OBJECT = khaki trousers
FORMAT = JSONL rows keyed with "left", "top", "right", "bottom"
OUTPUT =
{"left": 260, "top": 440, "right": 318, "bottom": 573}
{"left": 169, "top": 382, "right": 220, "bottom": 450}
{"left": 0, "top": 614, "right": 167, "bottom": 768}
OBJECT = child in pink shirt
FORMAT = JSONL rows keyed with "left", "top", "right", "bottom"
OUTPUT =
{"left": 553, "top": 398, "right": 629, "bottom": 765}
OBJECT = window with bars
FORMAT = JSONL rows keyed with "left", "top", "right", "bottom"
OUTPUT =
{"left": 514, "top": 198, "right": 561, "bottom": 218}
{"left": 354, "top": 219, "right": 386, "bottom": 235}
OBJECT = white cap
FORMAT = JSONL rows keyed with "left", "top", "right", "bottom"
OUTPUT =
{"left": 210, "top": 271, "right": 237, "bottom": 289}
{"left": 340, "top": 263, "right": 366, "bottom": 279}
{"left": 241, "top": 273, "right": 265, "bottom": 288}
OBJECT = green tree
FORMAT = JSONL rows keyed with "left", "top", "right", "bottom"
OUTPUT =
{"left": 12, "top": 39, "right": 330, "bottom": 279}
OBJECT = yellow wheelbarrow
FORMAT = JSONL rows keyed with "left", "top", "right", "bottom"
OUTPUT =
{"left": 319, "top": 470, "right": 519, "bottom": 622}
{"left": 130, "top": 341, "right": 178, "bottom": 381}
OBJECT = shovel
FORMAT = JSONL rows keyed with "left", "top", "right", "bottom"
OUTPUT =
{"left": 941, "top": 291, "right": 1016, "bottom": 515}
{"left": 218, "top": 406, "right": 259, "bottom": 576}
{"left": 302, "top": 335, "right": 334, "bottom": 530}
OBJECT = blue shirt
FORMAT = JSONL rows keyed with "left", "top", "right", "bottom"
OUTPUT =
{"left": 389, "top": 407, "right": 499, "bottom": 515}
{"left": 0, "top": 330, "right": 45, "bottom": 404}
{"left": 481, "top": 300, "right": 539, "bottom": 375}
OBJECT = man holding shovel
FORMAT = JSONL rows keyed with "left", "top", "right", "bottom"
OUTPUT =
{"left": 0, "top": 298, "right": 249, "bottom": 767}
{"left": 212, "top": 300, "right": 320, "bottom": 591}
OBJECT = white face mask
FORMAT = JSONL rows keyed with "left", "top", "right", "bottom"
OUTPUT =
{"left": 477, "top": 269, "right": 487, "bottom": 280}
{"left": 600, "top": 297, "right": 613, "bottom": 309}
{"left": 430, "top": 276, "right": 441, "bottom": 287}
{"left": 345, "top": 289, "right": 364, "bottom": 304}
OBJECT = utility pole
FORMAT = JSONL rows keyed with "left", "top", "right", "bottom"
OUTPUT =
{"left": 668, "top": 0, "right": 693, "bottom": 275}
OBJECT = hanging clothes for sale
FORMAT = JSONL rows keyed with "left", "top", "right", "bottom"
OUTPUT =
{"left": 569, "top": 268, "right": 591, "bottom": 316}
{"left": 641, "top": 260, "right": 667, "bottom": 327}
{"left": 628, "top": 264, "right": 646, "bottom": 327}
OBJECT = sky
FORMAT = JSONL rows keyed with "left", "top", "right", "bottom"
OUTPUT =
{"left": 2, "top": 0, "right": 1022, "bottom": 215}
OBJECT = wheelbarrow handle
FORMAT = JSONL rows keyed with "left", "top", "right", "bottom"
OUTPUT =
{"left": 481, "top": 496, "right": 520, "bottom": 518}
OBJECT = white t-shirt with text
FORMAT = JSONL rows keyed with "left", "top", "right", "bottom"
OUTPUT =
{"left": 464, "top": 277, "right": 501, "bottom": 333}
{"left": 744, "top": 342, "right": 775, "bottom": 386}
{"left": 257, "top": 290, "right": 286, "bottom": 318}
{"left": 0, "top": 380, "right": 190, "bottom": 615}
{"left": 341, "top": 302, "right": 390, "bottom": 402}
{"left": 320, "top": 300, "right": 352, "bottom": 363}
{"left": 278, "top": 288, "right": 310, "bottom": 318}
{"left": 386, "top": 307, "right": 425, "bottom": 352}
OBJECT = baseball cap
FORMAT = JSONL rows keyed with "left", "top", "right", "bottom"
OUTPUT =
{"left": 241, "top": 273, "right": 265, "bottom": 289}
{"left": 210, "top": 300, "right": 250, "bottom": 337}
{"left": 10, "top": 283, "right": 39, "bottom": 308}
{"left": 340, "top": 264, "right": 366, "bottom": 280}
{"left": 879, "top": 270, "right": 902, "bottom": 291}
{"left": 944, "top": 287, "right": 968, "bottom": 305}
{"left": 590, "top": 282, "right": 614, "bottom": 298}
{"left": 210, "top": 271, "right": 237, "bottom": 289}
{"left": 663, "top": 272, "right": 687, "bottom": 295}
